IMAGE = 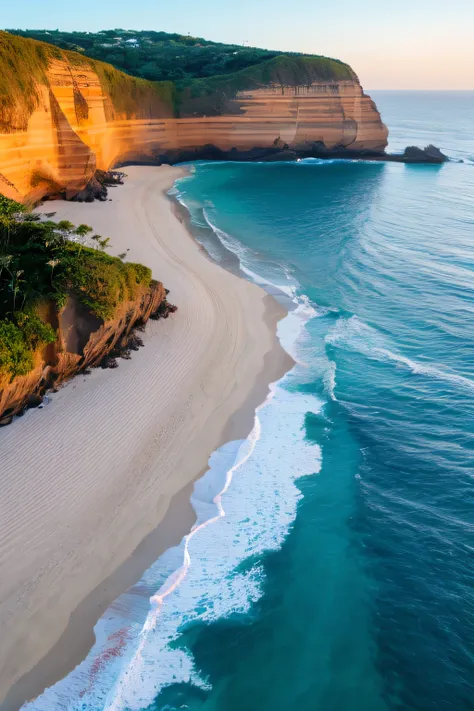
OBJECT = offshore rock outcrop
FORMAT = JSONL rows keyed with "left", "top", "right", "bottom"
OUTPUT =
{"left": 0, "top": 282, "right": 175, "bottom": 425}
{"left": 400, "top": 145, "right": 449, "bottom": 163}
{"left": 0, "top": 32, "right": 389, "bottom": 202}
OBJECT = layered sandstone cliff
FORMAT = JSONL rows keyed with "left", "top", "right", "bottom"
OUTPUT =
{"left": 0, "top": 32, "right": 388, "bottom": 202}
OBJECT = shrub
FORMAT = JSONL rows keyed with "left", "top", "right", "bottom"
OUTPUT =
{"left": 15, "top": 310, "right": 56, "bottom": 350}
{"left": 128, "top": 262, "right": 152, "bottom": 287}
{"left": 0, "top": 199, "right": 155, "bottom": 378}
{"left": 62, "top": 246, "right": 152, "bottom": 320}
{"left": 0, "top": 194, "right": 24, "bottom": 219}
{"left": 74, "top": 224, "right": 93, "bottom": 237}
{"left": 0, "top": 320, "right": 34, "bottom": 381}
{"left": 0, "top": 312, "right": 55, "bottom": 383}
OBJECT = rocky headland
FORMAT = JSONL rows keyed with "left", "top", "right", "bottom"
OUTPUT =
{"left": 0, "top": 31, "right": 390, "bottom": 203}
{"left": 0, "top": 32, "right": 447, "bottom": 423}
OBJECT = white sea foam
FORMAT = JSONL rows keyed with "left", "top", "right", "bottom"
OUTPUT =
{"left": 324, "top": 361, "right": 338, "bottom": 401}
{"left": 326, "top": 315, "right": 474, "bottom": 392}
{"left": 199, "top": 211, "right": 321, "bottom": 363}
{"left": 25, "top": 384, "right": 323, "bottom": 711}
{"left": 23, "top": 182, "right": 322, "bottom": 711}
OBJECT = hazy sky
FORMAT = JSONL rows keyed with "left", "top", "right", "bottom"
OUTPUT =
{"left": 3, "top": 0, "right": 473, "bottom": 89}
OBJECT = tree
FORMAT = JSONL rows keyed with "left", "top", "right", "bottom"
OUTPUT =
{"left": 47, "top": 259, "right": 60, "bottom": 284}
{"left": 11, "top": 269, "right": 24, "bottom": 311}
{"left": 75, "top": 224, "right": 93, "bottom": 237}
{"left": 57, "top": 220, "right": 75, "bottom": 236}
{"left": 0, "top": 255, "right": 13, "bottom": 280}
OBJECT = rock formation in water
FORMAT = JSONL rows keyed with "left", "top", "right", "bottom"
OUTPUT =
{"left": 402, "top": 145, "right": 449, "bottom": 163}
{"left": 0, "top": 32, "right": 389, "bottom": 202}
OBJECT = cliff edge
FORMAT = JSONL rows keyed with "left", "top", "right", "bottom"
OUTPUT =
{"left": 0, "top": 196, "right": 175, "bottom": 424}
{"left": 0, "top": 284, "right": 170, "bottom": 425}
{"left": 0, "top": 32, "right": 388, "bottom": 201}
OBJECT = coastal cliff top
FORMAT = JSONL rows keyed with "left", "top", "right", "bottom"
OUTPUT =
{"left": 6, "top": 29, "right": 354, "bottom": 84}
{"left": 0, "top": 29, "right": 358, "bottom": 131}
{"left": 0, "top": 31, "right": 175, "bottom": 131}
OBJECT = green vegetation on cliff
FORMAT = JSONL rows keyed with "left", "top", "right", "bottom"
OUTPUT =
{"left": 0, "top": 30, "right": 175, "bottom": 128}
{"left": 0, "top": 31, "right": 60, "bottom": 131}
{"left": 5, "top": 29, "right": 353, "bottom": 84}
{"left": 177, "top": 54, "right": 354, "bottom": 115}
{"left": 93, "top": 60, "right": 175, "bottom": 118}
{"left": 62, "top": 247, "right": 152, "bottom": 320}
{"left": 0, "top": 195, "right": 153, "bottom": 383}
{"left": 1, "top": 29, "right": 355, "bottom": 128}
{"left": 0, "top": 312, "right": 55, "bottom": 382}
{"left": 6, "top": 29, "right": 352, "bottom": 84}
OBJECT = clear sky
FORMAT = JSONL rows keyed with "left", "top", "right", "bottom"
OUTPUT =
{"left": 2, "top": 0, "right": 473, "bottom": 89}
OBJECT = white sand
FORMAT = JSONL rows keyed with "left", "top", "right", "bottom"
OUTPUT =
{"left": 0, "top": 166, "right": 292, "bottom": 708}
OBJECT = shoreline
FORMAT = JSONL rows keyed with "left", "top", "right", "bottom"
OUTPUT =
{"left": 115, "top": 145, "right": 449, "bottom": 169}
{"left": 0, "top": 166, "right": 294, "bottom": 710}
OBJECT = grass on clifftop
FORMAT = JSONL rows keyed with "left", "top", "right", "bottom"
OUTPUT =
{"left": 92, "top": 61, "right": 175, "bottom": 118}
{"left": 176, "top": 54, "right": 354, "bottom": 114}
{"left": 0, "top": 194, "right": 152, "bottom": 384}
{"left": 7, "top": 29, "right": 353, "bottom": 84}
{"left": 1, "top": 30, "right": 355, "bottom": 129}
{"left": 0, "top": 31, "right": 56, "bottom": 131}
{"left": 0, "top": 30, "right": 175, "bottom": 128}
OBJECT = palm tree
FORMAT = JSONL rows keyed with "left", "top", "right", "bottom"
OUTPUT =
{"left": 11, "top": 270, "right": 24, "bottom": 311}
{"left": 47, "top": 259, "right": 60, "bottom": 284}
{"left": 0, "top": 254, "right": 13, "bottom": 280}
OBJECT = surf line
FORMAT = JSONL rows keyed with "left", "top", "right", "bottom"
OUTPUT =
{"left": 149, "top": 414, "right": 262, "bottom": 613}
{"left": 103, "top": 398, "right": 271, "bottom": 711}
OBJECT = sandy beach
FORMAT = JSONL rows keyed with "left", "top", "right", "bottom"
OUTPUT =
{"left": 0, "top": 166, "right": 293, "bottom": 710}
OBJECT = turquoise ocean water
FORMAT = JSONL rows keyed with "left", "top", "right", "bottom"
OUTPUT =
{"left": 24, "top": 92, "right": 474, "bottom": 711}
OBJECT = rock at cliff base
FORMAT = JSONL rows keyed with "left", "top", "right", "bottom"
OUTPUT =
{"left": 25, "top": 394, "right": 43, "bottom": 409}
{"left": 262, "top": 150, "right": 298, "bottom": 162}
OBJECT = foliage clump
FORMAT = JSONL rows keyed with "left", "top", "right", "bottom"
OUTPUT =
{"left": 0, "top": 313, "right": 55, "bottom": 384}
{"left": 0, "top": 195, "right": 152, "bottom": 382}
{"left": 63, "top": 249, "right": 152, "bottom": 320}
{"left": 2, "top": 29, "right": 354, "bottom": 128}
{"left": 6, "top": 29, "right": 291, "bottom": 83}
{"left": 6, "top": 28, "right": 354, "bottom": 91}
{"left": 0, "top": 31, "right": 62, "bottom": 131}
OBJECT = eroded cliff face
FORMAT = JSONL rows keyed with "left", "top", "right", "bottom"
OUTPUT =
{"left": 0, "top": 33, "right": 388, "bottom": 201}
{"left": 0, "top": 282, "right": 168, "bottom": 425}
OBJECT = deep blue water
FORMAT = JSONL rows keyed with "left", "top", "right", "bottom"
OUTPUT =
{"left": 24, "top": 92, "right": 474, "bottom": 711}
{"left": 160, "top": 91, "right": 474, "bottom": 711}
